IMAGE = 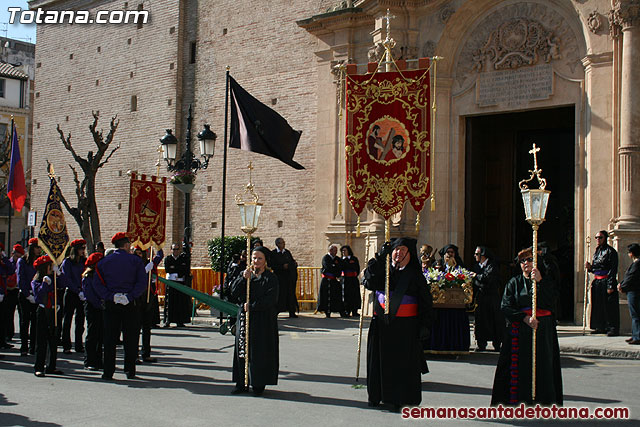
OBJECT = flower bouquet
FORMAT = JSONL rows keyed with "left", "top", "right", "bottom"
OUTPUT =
{"left": 170, "top": 170, "right": 196, "bottom": 185}
{"left": 425, "top": 266, "right": 474, "bottom": 308}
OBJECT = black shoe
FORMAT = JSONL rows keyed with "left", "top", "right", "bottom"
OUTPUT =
{"left": 135, "top": 359, "right": 143, "bottom": 365}
{"left": 126, "top": 372, "right": 136, "bottom": 379}
{"left": 325, "top": 312, "right": 331, "bottom": 318}
{"left": 289, "top": 313, "right": 298, "bottom": 318}
{"left": 177, "top": 323, "right": 186, "bottom": 327}
{"left": 368, "top": 401, "right": 380, "bottom": 407}
{"left": 625, "top": 337, "right": 634, "bottom": 343}
{"left": 252, "top": 386, "right": 265, "bottom": 396}
{"left": 34, "top": 371, "right": 45, "bottom": 377}
{"left": 29, "top": 349, "right": 35, "bottom": 355}
{"left": 143, "top": 357, "right": 157, "bottom": 363}
{"left": 101, "top": 374, "right": 113, "bottom": 380}
{"left": 352, "top": 311, "right": 359, "bottom": 317}
{"left": 629, "top": 340, "right": 640, "bottom": 345}
{"left": 231, "top": 386, "right": 246, "bottom": 395}
{"left": 20, "top": 351, "right": 28, "bottom": 356}
{"left": 45, "top": 369, "right": 63, "bottom": 375}
{"left": 475, "top": 346, "right": 486, "bottom": 352}
{"left": 84, "top": 366, "right": 99, "bottom": 371}
{"left": 607, "top": 330, "right": 619, "bottom": 337}
{"left": 340, "top": 312, "right": 349, "bottom": 318}
{"left": 0, "top": 343, "right": 14, "bottom": 349}
{"left": 162, "top": 323, "right": 171, "bottom": 328}
{"left": 63, "top": 349, "right": 72, "bottom": 354}
{"left": 76, "top": 347, "right": 85, "bottom": 353}
{"left": 591, "top": 329, "right": 605, "bottom": 334}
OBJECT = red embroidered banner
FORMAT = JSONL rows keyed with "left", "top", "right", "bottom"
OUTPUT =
{"left": 126, "top": 174, "right": 167, "bottom": 250}
{"left": 345, "top": 67, "right": 431, "bottom": 219}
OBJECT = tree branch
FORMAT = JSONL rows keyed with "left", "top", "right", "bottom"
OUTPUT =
{"left": 57, "top": 124, "right": 90, "bottom": 171}
{"left": 98, "top": 145, "right": 120, "bottom": 169}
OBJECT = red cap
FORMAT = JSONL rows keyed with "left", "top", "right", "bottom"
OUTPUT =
{"left": 70, "top": 239, "right": 86, "bottom": 247}
{"left": 12, "top": 244, "right": 25, "bottom": 255}
{"left": 33, "top": 255, "right": 52, "bottom": 267}
{"left": 111, "top": 232, "right": 129, "bottom": 244}
{"left": 28, "top": 238, "right": 38, "bottom": 246}
{"left": 85, "top": 252, "right": 104, "bottom": 267}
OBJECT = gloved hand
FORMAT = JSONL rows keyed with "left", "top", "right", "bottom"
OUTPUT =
{"left": 114, "top": 293, "right": 130, "bottom": 305}
{"left": 0, "top": 294, "right": 4, "bottom": 303}
{"left": 78, "top": 291, "right": 86, "bottom": 301}
{"left": 377, "top": 241, "right": 393, "bottom": 258}
{"left": 1, "top": 250, "right": 6, "bottom": 258}
{"left": 53, "top": 265, "right": 62, "bottom": 276}
{"left": 145, "top": 262, "right": 154, "bottom": 273}
{"left": 27, "top": 295, "right": 36, "bottom": 304}
{"left": 43, "top": 276, "right": 52, "bottom": 285}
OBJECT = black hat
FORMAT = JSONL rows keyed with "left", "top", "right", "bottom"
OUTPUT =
{"left": 252, "top": 246, "right": 271, "bottom": 265}
{"left": 390, "top": 237, "right": 419, "bottom": 269}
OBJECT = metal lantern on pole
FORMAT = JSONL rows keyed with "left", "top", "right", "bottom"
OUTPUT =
{"left": 235, "top": 162, "right": 262, "bottom": 388}
{"left": 160, "top": 129, "right": 178, "bottom": 163}
{"left": 518, "top": 143, "right": 550, "bottom": 402}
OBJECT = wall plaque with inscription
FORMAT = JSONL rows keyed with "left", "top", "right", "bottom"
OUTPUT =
{"left": 476, "top": 64, "right": 554, "bottom": 107}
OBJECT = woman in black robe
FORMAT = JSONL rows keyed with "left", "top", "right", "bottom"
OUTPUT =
{"left": 364, "top": 237, "right": 432, "bottom": 411}
{"left": 491, "top": 248, "right": 563, "bottom": 406}
{"left": 471, "top": 246, "right": 504, "bottom": 351}
{"left": 230, "top": 246, "right": 279, "bottom": 396}
{"left": 341, "top": 245, "right": 361, "bottom": 317}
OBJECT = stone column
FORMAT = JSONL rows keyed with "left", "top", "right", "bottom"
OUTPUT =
{"left": 610, "top": 0, "right": 640, "bottom": 334}
{"left": 612, "top": 0, "right": 640, "bottom": 228}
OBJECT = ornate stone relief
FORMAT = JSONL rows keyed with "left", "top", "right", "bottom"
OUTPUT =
{"left": 440, "top": 6, "right": 455, "bottom": 24}
{"left": 609, "top": 0, "right": 640, "bottom": 35}
{"left": 367, "top": 42, "right": 417, "bottom": 62}
{"left": 422, "top": 41, "right": 436, "bottom": 58}
{"left": 472, "top": 19, "right": 560, "bottom": 72}
{"left": 455, "top": 2, "right": 583, "bottom": 90}
{"left": 587, "top": 11, "right": 604, "bottom": 34}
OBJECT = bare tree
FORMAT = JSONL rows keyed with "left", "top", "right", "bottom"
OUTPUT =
{"left": 53, "top": 111, "right": 120, "bottom": 251}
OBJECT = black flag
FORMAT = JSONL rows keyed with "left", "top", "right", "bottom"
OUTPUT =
{"left": 229, "top": 76, "right": 304, "bottom": 170}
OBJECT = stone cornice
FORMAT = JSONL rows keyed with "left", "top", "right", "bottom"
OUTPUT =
{"left": 581, "top": 51, "right": 614, "bottom": 68}
{"left": 296, "top": 7, "right": 371, "bottom": 33}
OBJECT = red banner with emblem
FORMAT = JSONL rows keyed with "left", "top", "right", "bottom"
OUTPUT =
{"left": 345, "top": 66, "right": 431, "bottom": 219}
{"left": 126, "top": 174, "right": 167, "bottom": 250}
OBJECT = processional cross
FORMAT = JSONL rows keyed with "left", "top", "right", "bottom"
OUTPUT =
{"left": 529, "top": 143, "right": 541, "bottom": 171}
{"left": 383, "top": 8, "right": 396, "bottom": 43}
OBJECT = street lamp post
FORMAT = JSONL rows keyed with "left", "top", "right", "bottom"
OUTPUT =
{"left": 518, "top": 143, "right": 551, "bottom": 402}
{"left": 159, "top": 105, "right": 216, "bottom": 290}
{"left": 235, "top": 162, "right": 263, "bottom": 388}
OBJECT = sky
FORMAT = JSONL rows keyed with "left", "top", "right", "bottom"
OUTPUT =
{"left": 1, "top": 1, "right": 37, "bottom": 43}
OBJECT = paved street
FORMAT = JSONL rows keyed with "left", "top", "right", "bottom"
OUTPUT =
{"left": 1, "top": 314, "right": 640, "bottom": 426}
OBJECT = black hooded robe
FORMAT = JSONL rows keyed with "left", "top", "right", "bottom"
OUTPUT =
{"left": 230, "top": 269, "right": 279, "bottom": 389}
{"left": 363, "top": 240, "right": 432, "bottom": 408}
{"left": 491, "top": 273, "right": 563, "bottom": 406}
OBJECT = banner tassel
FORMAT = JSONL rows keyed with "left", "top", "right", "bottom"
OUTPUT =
{"left": 415, "top": 213, "right": 420, "bottom": 233}
{"left": 356, "top": 215, "right": 361, "bottom": 237}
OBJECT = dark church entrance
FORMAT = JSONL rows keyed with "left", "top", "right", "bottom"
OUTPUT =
{"left": 464, "top": 106, "right": 575, "bottom": 322}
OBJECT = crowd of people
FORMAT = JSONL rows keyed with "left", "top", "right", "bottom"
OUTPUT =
{"left": 0, "top": 233, "right": 192, "bottom": 379}
{"left": 2, "top": 229, "right": 640, "bottom": 410}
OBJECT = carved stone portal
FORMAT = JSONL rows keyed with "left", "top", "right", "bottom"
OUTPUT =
{"left": 455, "top": 2, "right": 583, "bottom": 90}
{"left": 473, "top": 19, "right": 561, "bottom": 72}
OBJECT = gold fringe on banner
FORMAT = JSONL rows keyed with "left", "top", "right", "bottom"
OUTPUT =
{"left": 415, "top": 213, "right": 420, "bottom": 232}
{"left": 356, "top": 215, "right": 361, "bottom": 237}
